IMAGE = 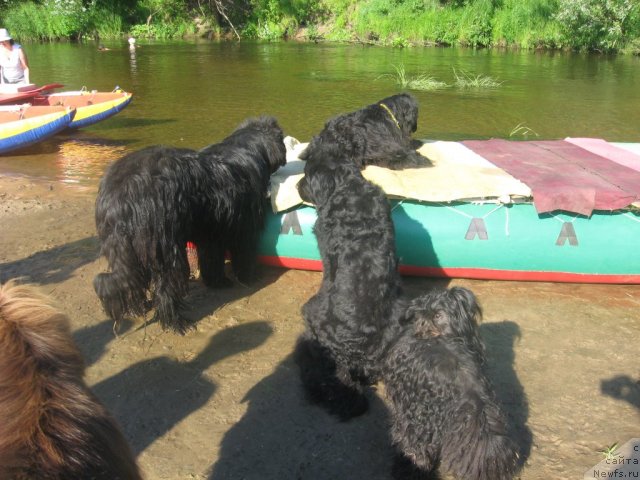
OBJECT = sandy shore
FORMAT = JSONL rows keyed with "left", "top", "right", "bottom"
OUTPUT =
{"left": 1, "top": 173, "right": 638, "bottom": 480}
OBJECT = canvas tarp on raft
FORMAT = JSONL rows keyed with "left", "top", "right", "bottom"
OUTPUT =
{"left": 271, "top": 139, "right": 532, "bottom": 213}
{"left": 271, "top": 137, "right": 640, "bottom": 216}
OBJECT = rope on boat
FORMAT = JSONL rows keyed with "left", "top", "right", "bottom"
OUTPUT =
{"left": 550, "top": 212, "right": 578, "bottom": 224}
{"left": 437, "top": 202, "right": 511, "bottom": 237}
{"left": 624, "top": 212, "right": 640, "bottom": 224}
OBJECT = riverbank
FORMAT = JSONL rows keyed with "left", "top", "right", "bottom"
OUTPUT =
{"left": 1, "top": 173, "right": 639, "bottom": 479}
{"left": 5, "top": 0, "right": 640, "bottom": 54}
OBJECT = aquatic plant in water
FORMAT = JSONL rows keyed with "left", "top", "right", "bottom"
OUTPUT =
{"left": 453, "top": 68, "right": 503, "bottom": 88}
{"left": 379, "top": 64, "right": 449, "bottom": 91}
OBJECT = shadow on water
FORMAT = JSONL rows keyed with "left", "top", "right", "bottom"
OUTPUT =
{"left": 0, "top": 237, "right": 100, "bottom": 285}
{"left": 601, "top": 374, "right": 640, "bottom": 410}
{"left": 67, "top": 116, "right": 177, "bottom": 132}
{"left": 92, "top": 321, "right": 273, "bottom": 456}
{"left": 481, "top": 321, "right": 533, "bottom": 468}
{"left": 208, "top": 353, "right": 394, "bottom": 480}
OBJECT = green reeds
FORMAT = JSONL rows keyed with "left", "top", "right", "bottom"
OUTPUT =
{"left": 452, "top": 68, "right": 503, "bottom": 88}
{"left": 509, "top": 123, "right": 539, "bottom": 138}
{"left": 378, "top": 64, "right": 448, "bottom": 91}
{"left": 378, "top": 64, "right": 503, "bottom": 91}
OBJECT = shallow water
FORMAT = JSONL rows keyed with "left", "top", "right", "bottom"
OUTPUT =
{"left": 1, "top": 40, "right": 639, "bottom": 186}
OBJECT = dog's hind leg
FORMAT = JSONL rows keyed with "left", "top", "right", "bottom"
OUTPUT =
{"left": 228, "top": 230, "right": 259, "bottom": 284}
{"left": 197, "top": 239, "right": 232, "bottom": 288}
{"left": 293, "top": 333, "right": 369, "bottom": 421}
{"left": 392, "top": 450, "right": 440, "bottom": 480}
{"left": 151, "top": 249, "right": 192, "bottom": 334}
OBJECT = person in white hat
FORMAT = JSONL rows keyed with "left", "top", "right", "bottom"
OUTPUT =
{"left": 0, "top": 28, "right": 30, "bottom": 84}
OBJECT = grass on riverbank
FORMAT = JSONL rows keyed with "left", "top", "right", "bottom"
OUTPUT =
{"left": 3, "top": 0, "right": 640, "bottom": 53}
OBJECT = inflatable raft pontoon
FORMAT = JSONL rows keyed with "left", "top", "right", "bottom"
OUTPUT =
{"left": 257, "top": 138, "right": 640, "bottom": 284}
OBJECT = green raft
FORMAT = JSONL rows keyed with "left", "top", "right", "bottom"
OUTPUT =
{"left": 257, "top": 139, "right": 640, "bottom": 284}
{"left": 258, "top": 200, "right": 640, "bottom": 284}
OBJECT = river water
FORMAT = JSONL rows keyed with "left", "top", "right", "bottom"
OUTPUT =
{"left": 1, "top": 40, "right": 639, "bottom": 186}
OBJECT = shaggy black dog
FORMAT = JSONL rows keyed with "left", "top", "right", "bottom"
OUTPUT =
{"left": 294, "top": 144, "right": 406, "bottom": 420}
{"left": 299, "top": 93, "right": 430, "bottom": 170}
{"left": 94, "top": 116, "right": 286, "bottom": 333}
{"left": 383, "top": 287, "right": 519, "bottom": 480}
{"left": 0, "top": 281, "right": 141, "bottom": 480}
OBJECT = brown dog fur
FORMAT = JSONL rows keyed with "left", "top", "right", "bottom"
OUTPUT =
{"left": 0, "top": 281, "right": 142, "bottom": 480}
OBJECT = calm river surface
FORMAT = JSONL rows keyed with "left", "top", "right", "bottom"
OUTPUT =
{"left": 1, "top": 40, "right": 639, "bottom": 186}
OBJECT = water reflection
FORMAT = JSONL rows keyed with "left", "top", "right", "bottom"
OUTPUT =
{"left": 56, "top": 139, "right": 128, "bottom": 187}
{"left": 129, "top": 44, "right": 137, "bottom": 74}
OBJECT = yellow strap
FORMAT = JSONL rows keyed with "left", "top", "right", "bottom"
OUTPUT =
{"left": 379, "top": 102, "right": 401, "bottom": 130}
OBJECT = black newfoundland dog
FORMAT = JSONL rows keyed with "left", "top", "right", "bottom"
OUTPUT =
{"left": 299, "top": 93, "right": 430, "bottom": 170}
{"left": 384, "top": 287, "right": 519, "bottom": 480}
{"left": 294, "top": 144, "right": 517, "bottom": 479}
{"left": 0, "top": 281, "right": 141, "bottom": 480}
{"left": 94, "top": 116, "right": 286, "bottom": 334}
{"left": 294, "top": 144, "right": 406, "bottom": 420}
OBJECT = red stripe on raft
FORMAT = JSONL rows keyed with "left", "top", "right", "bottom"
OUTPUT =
{"left": 257, "top": 256, "right": 640, "bottom": 285}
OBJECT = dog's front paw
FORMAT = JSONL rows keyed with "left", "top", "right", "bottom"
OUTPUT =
{"left": 392, "top": 452, "right": 439, "bottom": 480}
{"left": 388, "top": 150, "right": 432, "bottom": 170}
{"left": 331, "top": 392, "right": 369, "bottom": 421}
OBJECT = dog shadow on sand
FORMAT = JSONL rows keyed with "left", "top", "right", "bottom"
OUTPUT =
{"left": 208, "top": 353, "right": 395, "bottom": 480}
{"left": 73, "top": 317, "right": 137, "bottom": 367}
{"left": 133, "top": 263, "right": 288, "bottom": 333}
{"left": 481, "top": 320, "right": 533, "bottom": 469}
{"left": 208, "top": 321, "right": 531, "bottom": 480}
{"left": 0, "top": 236, "right": 99, "bottom": 285}
{"left": 601, "top": 374, "right": 640, "bottom": 410}
{"left": 91, "top": 321, "right": 273, "bottom": 457}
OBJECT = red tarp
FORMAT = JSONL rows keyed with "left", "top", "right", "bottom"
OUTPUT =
{"left": 463, "top": 139, "right": 640, "bottom": 216}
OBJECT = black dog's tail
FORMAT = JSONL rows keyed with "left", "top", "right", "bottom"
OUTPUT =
{"left": 442, "top": 395, "right": 519, "bottom": 480}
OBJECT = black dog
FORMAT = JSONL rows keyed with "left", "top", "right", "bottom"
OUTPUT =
{"left": 94, "top": 116, "right": 286, "bottom": 334}
{"left": 294, "top": 144, "right": 406, "bottom": 420}
{"left": 383, "top": 287, "right": 518, "bottom": 480}
{"left": 0, "top": 281, "right": 141, "bottom": 480}
{"left": 300, "top": 93, "right": 430, "bottom": 170}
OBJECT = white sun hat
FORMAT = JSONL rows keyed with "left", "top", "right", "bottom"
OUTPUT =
{"left": 0, "top": 29, "right": 12, "bottom": 42}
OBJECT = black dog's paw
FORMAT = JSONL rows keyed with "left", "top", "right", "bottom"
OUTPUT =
{"left": 325, "top": 388, "right": 369, "bottom": 422}
{"left": 154, "top": 310, "right": 195, "bottom": 336}
{"left": 294, "top": 337, "right": 370, "bottom": 421}
{"left": 201, "top": 272, "right": 234, "bottom": 289}
{"left": 392, "top": 452, "right": 439, "bottom": 480}
{"left": 386, "top": 149, "right": 432, "bottom": 170}
{"left": 212, "top": 277, "right": 235, "bottom": 289}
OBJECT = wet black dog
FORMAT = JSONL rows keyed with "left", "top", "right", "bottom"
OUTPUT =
{"left": 294, "top": 144, "right": 406, "bottom": 420}
{"left": 383, "top": 287, "right": 519, "bottom": 480}
{"left": 300, "top": 93, "right": 429, "bottom": 170}
{"left": 94, "top": 116, "right": 286, "bottom": 333}
{"left": 0, "top": 281, "right": 141, "bottom": 480}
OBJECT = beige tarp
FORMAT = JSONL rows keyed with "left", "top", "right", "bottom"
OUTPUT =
{"left": 270, "top": 138, "right": 532, "bottom": 213}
